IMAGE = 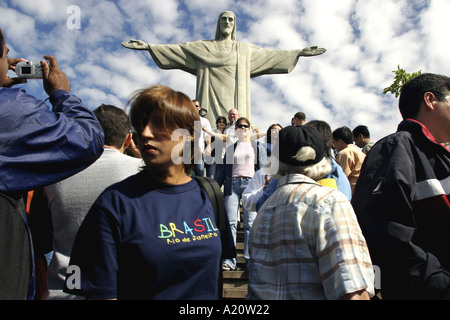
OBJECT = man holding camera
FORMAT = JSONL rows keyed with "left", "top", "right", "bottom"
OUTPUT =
{"left": 0, "top": 27, "right": 104, "bottom": 299}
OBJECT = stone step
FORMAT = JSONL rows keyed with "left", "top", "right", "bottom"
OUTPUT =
{"left": 223, "top": 269, "right": 248, "bottom": 279}
{"left": 222, "top": 288, "right": 248, "bottom": 299}
{"left": 221, "top": 211, "right": 249, "bottom": 299}
{"left": 222, "top": 287, "right": 248, "bottom": 299}
{"left": 222, "top": 251, "right": 248, "bottom": 298}
{"left": 236, "top": 253, "right": 245, "bottom": 264}
{"left": 222, "top": 279, "right": 249, "bottom": 299}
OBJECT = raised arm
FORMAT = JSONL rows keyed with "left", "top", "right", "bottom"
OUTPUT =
{"left": 298, "top": 46, "right": 327, "bottom": 57}
{"left": 2, "top": 58, "right": 27, "bottom": 88}
{"left": 202, "top": 126, "right": 266, "bottom": 142}
{"left": 121, "top": 39, "right": 150, "bottom": 50}
{"left": 250, "top": 132, "right": 266, "bottom": 140}
{"left": 42, "top": 55, "right": 70, "bottom": 94}
{"left": 202, "top": 126, "right": 227, "bottom": 142}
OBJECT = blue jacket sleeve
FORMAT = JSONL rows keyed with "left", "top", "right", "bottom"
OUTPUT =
{"left": 328, "top": 158, "right": 352, "bottom": 201}
{"left": 256, "top": 178, "right": 278, "bottom": 211}
{"left": 0, "top": 88, "right": 104, "bottom": 192}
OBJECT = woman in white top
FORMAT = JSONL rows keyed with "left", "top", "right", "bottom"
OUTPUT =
{"left": 218, "top": 117, "right": 260, "bottom": 271}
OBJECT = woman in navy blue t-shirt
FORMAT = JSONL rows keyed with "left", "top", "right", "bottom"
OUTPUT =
{"left": 64, "top": 85, "right": 231, "bottom": 300}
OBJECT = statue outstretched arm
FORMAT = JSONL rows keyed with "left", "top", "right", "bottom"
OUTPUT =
{"left": 121, "top": 39, "right": 150, "bottom": 50}
{"left": 121, "top": 40, "right": 197, "bottom": 75}
{"left": 299, "top": 46, "right": 326, "bottom": 57}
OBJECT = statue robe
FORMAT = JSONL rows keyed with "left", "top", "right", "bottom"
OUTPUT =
{"left": 148, "top": 40, "right": 301, "bottom": 125}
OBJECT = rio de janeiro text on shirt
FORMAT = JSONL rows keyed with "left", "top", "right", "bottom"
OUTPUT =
{"left": 158, "top": 217, "right": 219, "bottom": 245}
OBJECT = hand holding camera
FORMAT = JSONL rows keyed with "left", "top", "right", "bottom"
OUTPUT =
{"left": 15, "top": 60, "right": 44, "bottom": 79}
{"left": 41, "top": 55, "right": 70, "bottom": 95}
{"left": 1, "top": 58, "right": 27, "bottom": 88}
{"left": 14, "top": 56, "right": 70, "bottom": 94}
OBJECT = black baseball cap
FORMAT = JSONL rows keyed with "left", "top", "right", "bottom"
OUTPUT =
{"left": 275, "top": 125, "right": 325, "bottom": 166}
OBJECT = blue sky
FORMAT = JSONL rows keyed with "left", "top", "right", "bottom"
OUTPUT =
{"left": 1, "top": 0, "right": 449, "bottom": 141}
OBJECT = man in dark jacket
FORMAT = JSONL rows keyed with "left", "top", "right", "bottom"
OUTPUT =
{"left": 0, "top": 28, "right": 104, "bottom": 299}
{"left": 352, "top": 73, "right": 450, "bottom": 299}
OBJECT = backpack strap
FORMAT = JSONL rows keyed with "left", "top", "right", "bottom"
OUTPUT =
{"left": 193, "top": 176, "right": 225, "bottom": 236}
{"left": 193, "top": 176, "right": 236, "bottom": 300}
{"left": 193, "top": 176, "right": 235, "bottom": 259}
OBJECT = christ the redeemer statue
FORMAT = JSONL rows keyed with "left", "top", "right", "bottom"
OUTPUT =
{"left": 122, "top": 10, "right": 326, "bottom": 125}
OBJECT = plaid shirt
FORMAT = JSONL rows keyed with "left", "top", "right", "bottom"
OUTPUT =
{"left": 247, "top": 174, "right": 375, "bottom": 300}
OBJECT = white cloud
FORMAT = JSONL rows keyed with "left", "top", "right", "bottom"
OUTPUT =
{"left": 420, "top": 0, "right": 450, "bottom": 75}
{"left": 76, "top": 87, "right": 122, "bottom": 110}
{"left": 118, "top": 0, "right": 191, "bottom": 43}
{"left": 9, "top": 0, "right": 74, "bottom": 23}
{"left": 81, "top": 2, "right": 125, "bottom": 42}
{"left": 245, "top": 14, "right": 304, "bottom": 48}
{"left": 298, "top": 0, "right": 357, "bottom": 53}
{"left": 0, "top": 7, "right": 37, "bottom": 51}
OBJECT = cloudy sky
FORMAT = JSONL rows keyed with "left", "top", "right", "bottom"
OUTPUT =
{"left": 1, "top": 0, "right": 448, "bottom": 142}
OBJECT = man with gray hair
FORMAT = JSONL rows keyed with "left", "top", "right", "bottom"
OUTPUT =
{"left": 247, "top": 125, "right": 374, "bottom": 300}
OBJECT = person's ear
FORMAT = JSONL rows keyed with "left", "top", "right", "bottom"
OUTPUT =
{"left": 123, "top": 132, "right": 133, "bottom": 149}
{"left": 423, "top": 92, "right": 437, "bottom": 111}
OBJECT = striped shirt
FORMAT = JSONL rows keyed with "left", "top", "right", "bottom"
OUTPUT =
{"left": 247, "top": 174, "right": 375, "bottom": 300}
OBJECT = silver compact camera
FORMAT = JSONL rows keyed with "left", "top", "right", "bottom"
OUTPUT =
{"left": 15, "top": 60, "right": 44, "bottom": 79}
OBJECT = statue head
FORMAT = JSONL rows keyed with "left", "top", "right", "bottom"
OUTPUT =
{"left": 215, "top": 11, "right": 236, "bottom": 41}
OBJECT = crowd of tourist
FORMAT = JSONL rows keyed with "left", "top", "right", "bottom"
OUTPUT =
{"left": 1, "top": 26, "right": 449, "bottom": 300}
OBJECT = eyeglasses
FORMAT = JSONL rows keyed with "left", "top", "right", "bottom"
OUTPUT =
{"left": 236, "top": 124, "right": 250, "bottom": 129}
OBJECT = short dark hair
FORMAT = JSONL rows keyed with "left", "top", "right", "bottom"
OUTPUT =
{"left": 306, "top": 120, "right": 333, "bottom": 158}
{"left": 266, "top": 123, "right": 282, "bottom": 144}
{"left": 352, "top": 125, "right": 370, "bottom": 138}
{"left": 332, "top": 126, "right": 354, "bottom": 145}
{"left": 0, "top": 28, "right": 5, "bottom": 58}
{"left": 235, "top": 117, "right": 250, "bottom": 127}
{"left": 399, "top": 73, "right": 450, "bottom": 120}
{"left": 94, "top": 104, "right": 131, "bottom": 149}
{"left": 215, "top": 116, "right": 227, "bottom": 126}
{"left": 294, "top": 112, "right": 305, "bottom": 121}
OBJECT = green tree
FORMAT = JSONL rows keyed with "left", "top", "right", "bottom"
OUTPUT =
{"left": 384, "top": 67, "right": 450, "bottom": 147}
{"left": 383, "top": 66, "right": 422, "bottom": 98}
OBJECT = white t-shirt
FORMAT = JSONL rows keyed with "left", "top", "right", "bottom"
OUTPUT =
{"left": 232, "top": 141, "right": 255, "bottom": 178}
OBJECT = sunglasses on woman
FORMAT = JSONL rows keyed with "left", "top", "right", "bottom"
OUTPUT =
{"left": 236, "top": 124, "right": 250, "bottom": 129}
